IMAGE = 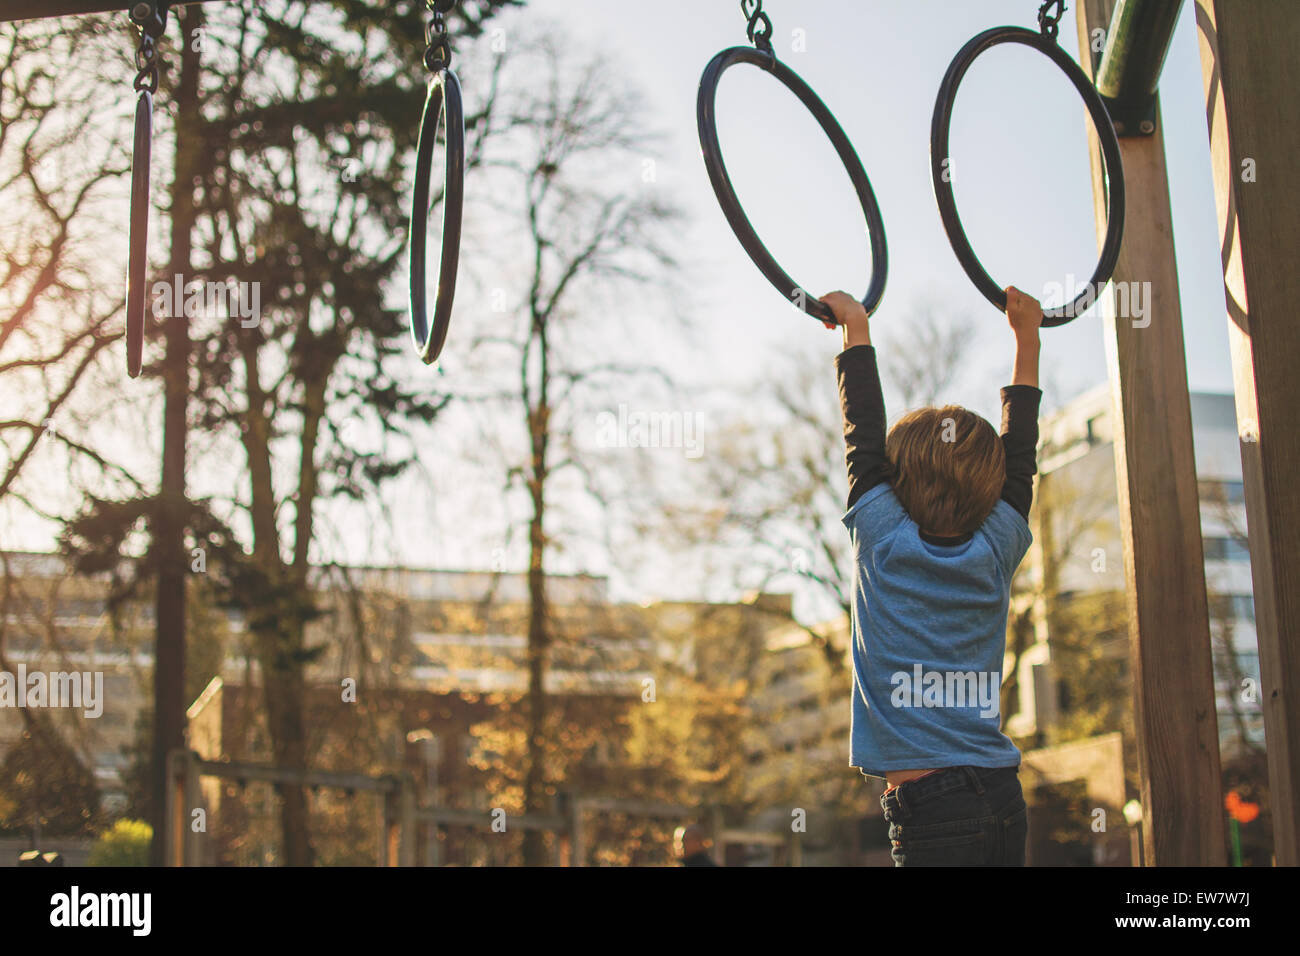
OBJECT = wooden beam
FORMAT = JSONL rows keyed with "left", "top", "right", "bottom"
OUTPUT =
{"left": 0, "top": 1, "right": 228, "bottom": 23}
{"left": 571, "top": 796, "right": 693, "bottom": 818}
{"left": 717, "top": 829, "right": 786, "bottom": 847}
{"left": 0, "top": 1, "right": 231, "bottom": 23}
{"left": 1077, "top": 0, "right": 1226, "bottom": 865}
{"left": 193, "top": 757, "right": 399, "bottom": 793}
{"left": 415, "top": 807, "right": 567, "bottom": 831}
{"left": 1194, "top": 0, "right": 1300, "bottom": 866}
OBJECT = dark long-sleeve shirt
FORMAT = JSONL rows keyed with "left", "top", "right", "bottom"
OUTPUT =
{"left": 835, "top": 344, "right": 1041, "bottom": 539}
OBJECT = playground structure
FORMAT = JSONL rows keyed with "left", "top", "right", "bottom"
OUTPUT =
{"left": 1, "top": 0, "right": 1297, "bottom": 866}
{"left": 162, "top": 749, "right": 803, "bottom": 866}
{"left": 1072, "top": 0, "right": 1298, "bottom": 865}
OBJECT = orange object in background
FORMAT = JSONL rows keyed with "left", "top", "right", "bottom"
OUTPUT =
{"left": 1225, "top": 790, "right": 1261, "bottom": 824}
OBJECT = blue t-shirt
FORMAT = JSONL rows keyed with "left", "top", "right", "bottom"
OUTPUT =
{"left": 842, "top": 481, "right": 1031, "bottom": 777}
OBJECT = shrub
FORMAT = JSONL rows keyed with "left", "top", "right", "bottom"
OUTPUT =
{"left": 87, "top": 819, "right": 152, "bottom": 866}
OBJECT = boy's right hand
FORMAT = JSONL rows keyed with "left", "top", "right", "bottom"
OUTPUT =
{"left": 1005, "top": 286, "right": 1042, "bottom": 388}
{"left": 819, "top": 291, "right": 871, "bottom": 348}
{"left": 1004, "top": 286, "right": 1043, "bottom": 339}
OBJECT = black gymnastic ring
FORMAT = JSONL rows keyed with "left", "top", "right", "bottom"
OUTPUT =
{"left": 697, "top": 46, "right": 888, "bottom": 324}
{"left": 125, "top": 88, "right": 152, "bottom": 378}
{"left": 931, "top": 27, "right": 1124, "bottom": 327}
{"left": 409, "top": 67, "right": 464, "bottom": 364}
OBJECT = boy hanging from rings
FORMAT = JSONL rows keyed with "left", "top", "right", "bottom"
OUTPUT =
{"left": 819, "top": 285, "right": 1043, "bottom": 867}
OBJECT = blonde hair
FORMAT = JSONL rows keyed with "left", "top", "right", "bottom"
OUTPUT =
{"left": 885, "top": 405, "right": 1005, "bottom": 536}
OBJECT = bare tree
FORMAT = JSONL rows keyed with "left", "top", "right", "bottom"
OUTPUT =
{"left": 0, "top": 18, "right": 142, "bottom": 519}
{"left": 878, "top": 306, "right": 977, "bottom": 410}
{"left": 457, "top": 28, "right": 684, "bottom": 864}
{"left": 59, "top": 0, "right": 518, "bottom": 865}
{"left": 0, "top": 16, "right": 159, "bottom": 840}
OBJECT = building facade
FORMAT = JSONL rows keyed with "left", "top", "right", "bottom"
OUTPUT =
{"left": 1, "top": 553, "right": 867, "bottom": 863}
{"left": 1011, "top": 386, "right": 1264, "bottom": 759}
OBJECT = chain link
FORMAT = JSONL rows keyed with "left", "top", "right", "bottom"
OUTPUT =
{"left": 130, "top": 1, "right": 167, "bottom": 94}
{"left": 424, "top": 0, "right": 455, "bottom": 72}
{"left": 1037, "top": 0, "right": 1066, "bottom": 41}
{"left": 740, "top": 0, "right": 773, "bottom": 53}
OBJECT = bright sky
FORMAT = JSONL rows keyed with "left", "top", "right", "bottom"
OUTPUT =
{"left": 3, "top": 1, "right": 1238, "bottom": 620}
{"left": 393, "top": 0, "right": 1232, "bottom": 610}
{"left": 525, "top": 0, "right": 1231, "bottom": 404}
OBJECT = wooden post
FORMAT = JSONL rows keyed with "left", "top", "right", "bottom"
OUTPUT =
{"left": 432, "top": 826, "right": 443, "bottom": 867}
{"left": 161, "top": 749, "right": 200, "bottom": 866}
{"left": 162, "top": 749, "right": 180, "bottom": 866}
{"left": 1077, "top": 0, "right": 1226, "bottom": 864}
{"left": 1194, "top": 0, "right": 1300, "bottom": 866}
{"left": 708, "top": 806, "right": 725, "bottom": 866}
{"left": 425, "top": 799, "right": 442, "bottom": 867}
{"left": 183, "top": 750, "right": 202, "bottom": 866}
{"left": 567, "top": 795, "right": 584, "bottom": 868}
{"left": 397, "top": 775, "right": 416, "bottom": 867}
{"left": 382, "top": 783, "right": 398, "bottom": 867}
{"left": 549, "top": 794, "right": 564, "bottom": 867}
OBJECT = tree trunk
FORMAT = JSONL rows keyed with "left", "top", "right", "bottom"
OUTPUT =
{"left": 522, "top": 387, "right": 550, "bottom": 865}
{"left": 238, "top": 344, "right": 316, "bottom": 865}
{"left": 260, "top": 614, "right": 314, "bottom": 866}
{"left": 272, "top": 374, "right": 330, "bottom": 867}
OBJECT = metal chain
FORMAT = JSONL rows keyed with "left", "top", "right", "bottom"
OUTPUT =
{"left": 740, "top": 0, "right": 773, "bottom": 53}
{"left": 424, "top": 0, "right": 456, "bottom": 72}
{"left": 130, "top": 1, "right": 168, "bottom": 94}
{"left": 134, "top": 33, "right": 158, "bottom": 93}
{"left": 1037, "top": 0, "right": 1067, "bottom": 41}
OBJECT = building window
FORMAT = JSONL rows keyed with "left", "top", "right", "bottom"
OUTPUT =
{"left": 55, "top": 598, "right": 105, "bottom": 620}
{"left": 1204, "top": 536, "right": 1250, "bottom": 562}
{"left": 1212, "top": 593, "right": 1256, "bottom": 622}
{"left": 1199, "top": 480, "right": 1245, "bottom": 505}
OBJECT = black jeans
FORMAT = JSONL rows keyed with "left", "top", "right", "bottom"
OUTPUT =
{"left": 879, "top": 765, "right": 1027, "bottom": 867}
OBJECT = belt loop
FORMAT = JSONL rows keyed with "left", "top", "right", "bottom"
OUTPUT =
{"left": 881, "top": 783, "right": 909, "bottom": 820}
{"left": 962, "top": 766, "right": 986, "bottom": 795}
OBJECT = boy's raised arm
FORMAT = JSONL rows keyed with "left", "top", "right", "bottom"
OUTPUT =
{"left": 822, "top": 292, "right": 890, "bottom": 511}
{"left": 1001, "top": 286, "right": 1043, "bottom": 520}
